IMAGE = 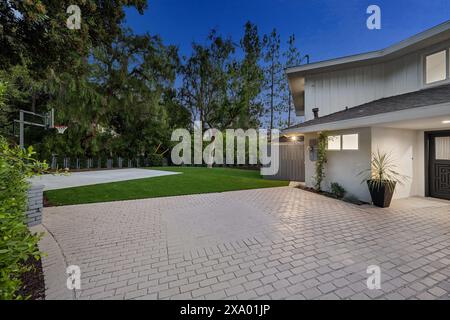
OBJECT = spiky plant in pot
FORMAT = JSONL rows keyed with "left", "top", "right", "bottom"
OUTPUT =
{"left": 359, "top": 150, "right": 408, "bottom": 208}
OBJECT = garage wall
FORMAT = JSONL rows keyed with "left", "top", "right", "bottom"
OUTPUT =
{"left": 304, "top": 128, "right": 372, "bottom": 202}
{"left": 302, "top": 126, "right": 442, "bottom": 202}
{"left": 371, "top": 127, "right": 423, "bottom": 199}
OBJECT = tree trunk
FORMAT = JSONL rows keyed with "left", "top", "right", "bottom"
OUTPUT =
{"left": 287, "top": 94, "right": 291, "bottom": 127}
{"left": 31, "top": 91, "right": 36, "bottom": 113}
{"left": 270, "top": 64, "right": 274, "bottom": 131}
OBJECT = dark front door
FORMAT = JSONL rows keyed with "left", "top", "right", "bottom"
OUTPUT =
{"left": 429, "top": 132, "right": 450, "bottom": 200}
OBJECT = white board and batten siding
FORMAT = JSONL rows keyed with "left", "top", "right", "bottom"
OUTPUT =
{"left": 304, "top": 51, "right": 423, "bottom": 121}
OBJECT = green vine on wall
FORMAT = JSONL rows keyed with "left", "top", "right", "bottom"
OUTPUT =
{"left": 315, "top": 132, "right": 327, "bottom": 191}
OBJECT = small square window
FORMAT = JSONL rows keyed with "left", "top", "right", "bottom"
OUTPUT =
{"left": 425, "top": 50, "right": 447, "bottom": 84}
{"left": 327, "top": 135, "right": 341, "bottom": 150}
{"left": 342, "top": 134, "right": 359, "bottom": 150}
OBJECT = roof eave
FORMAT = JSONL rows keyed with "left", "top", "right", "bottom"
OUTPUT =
{"left": 282, "top": 102, "right": 450, "bottom": 135}
{"left": 286, "top": 20, "right": 450, "bottom": 76}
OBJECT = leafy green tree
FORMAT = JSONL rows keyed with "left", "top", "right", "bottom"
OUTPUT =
{"left": 92, "top": 31, "right": 179, "bottom": 157}
{"left": 179, "top": 30, "right": 236, "bottom": 129}
{"left": 42, "top": 30, "right": 180, "bottom": 159}
{"left": 0, "top": 0, "right": 150, "bottom": 149}
{"left": 0, "top": 0, "right": 148, "bottom": 75}
{"left": 0, "top": 63, "right": 48, "bottom": 122}
{"left": 42, "top": 72, "right": 105, "bottom": 157}
{"left": 163, "top": 88, "right": 191, "bottom": 130}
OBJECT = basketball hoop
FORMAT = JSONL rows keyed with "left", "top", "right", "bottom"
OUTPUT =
{"left": 54, "top": 125, "right": 68, "bottom": 134}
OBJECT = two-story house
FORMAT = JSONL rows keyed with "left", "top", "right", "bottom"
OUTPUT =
{"left": 283, "top": 20, "right": 450, "bottom": 202}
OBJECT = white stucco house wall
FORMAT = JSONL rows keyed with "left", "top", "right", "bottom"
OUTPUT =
{"left": 283, "top": 20, "right": 450, "bottom": 203}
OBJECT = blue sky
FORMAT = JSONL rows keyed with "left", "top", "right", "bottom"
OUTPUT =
{"left": 124, "top": 0, "right": 450, "bottom": 63}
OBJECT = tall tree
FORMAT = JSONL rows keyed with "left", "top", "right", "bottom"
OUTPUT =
{"left": 262, "top": 29, "right": 284, "bottom": 130}
{"left": 163, "top": 88, "right": 191, "bottom": 131}
{"left": 0, "top": 0, "right": 148, "bottom": 75}
{"left": 235, "top": 21, "right": 264, "bottom": 129}
{"left": 283, "top": 34, "right": 302, "bottom": 127}
{"left": 42, "top": 30, "right": 180, "bottom": 158}
{"left": 0, "top": 0, "right": 149, "bottom": 142}
{"left": 179, "top": 30, "right": 236, "bottom": 129}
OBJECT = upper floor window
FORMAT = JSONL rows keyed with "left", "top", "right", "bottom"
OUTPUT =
{"left": 425, "top": 50, "right": 448, "bottom": 84}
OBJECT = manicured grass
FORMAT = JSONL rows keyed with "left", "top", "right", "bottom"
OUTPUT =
{"left": 44, "top": 167, "right": 289, "bottom": 206}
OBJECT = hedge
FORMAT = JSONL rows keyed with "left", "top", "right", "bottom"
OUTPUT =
{"left": 0, "top": 136, "right": 48, "bottom": 299}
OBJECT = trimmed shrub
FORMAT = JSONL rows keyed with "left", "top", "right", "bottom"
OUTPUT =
{"left": 0, "top": 136, "right": 48, "bottom": 299}
{"left": 148, "top": 153, "right": 164, "bottom": 167}
{"left": 330, "top": 182, "right": 346, "bottom": 199}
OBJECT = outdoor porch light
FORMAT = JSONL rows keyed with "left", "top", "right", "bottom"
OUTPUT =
{"left": 290, "top": 136, "right": 298, "bottom": 141}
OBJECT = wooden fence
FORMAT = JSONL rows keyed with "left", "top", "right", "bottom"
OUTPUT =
{"left": 263, "top": 142, "right": 305, "bottom": 182}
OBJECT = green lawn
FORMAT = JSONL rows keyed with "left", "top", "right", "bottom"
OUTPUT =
{"left": 44, "top": 167, "right": 289, "bottom": 206}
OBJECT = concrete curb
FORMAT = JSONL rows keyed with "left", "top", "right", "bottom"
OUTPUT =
{"left": 30, "top": 224, "right": 74, "bottom": 300}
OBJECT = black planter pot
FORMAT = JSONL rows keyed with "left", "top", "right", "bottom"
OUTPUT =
{"left": 367, "top": 180, "right": 397, "bottom": 208}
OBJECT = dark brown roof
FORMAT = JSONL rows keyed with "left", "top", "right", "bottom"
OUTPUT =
{"left": 285, "top": 83, "right": 450, "bottom": 130}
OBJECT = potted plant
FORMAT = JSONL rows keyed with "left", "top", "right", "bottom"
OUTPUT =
{"left": 359, "top": 150, "right": 408, "bottom": 208}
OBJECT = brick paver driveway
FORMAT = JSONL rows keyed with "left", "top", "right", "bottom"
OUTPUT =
{"left": 36, "top": 187, "right": 450, "bottom": 300}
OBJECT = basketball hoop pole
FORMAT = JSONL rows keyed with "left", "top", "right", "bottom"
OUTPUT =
{"left": 19, "top": 110, "right": 24, "bottom": 148}
{"left": 14, "top": 108, "right": 55, "bottom": 148}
